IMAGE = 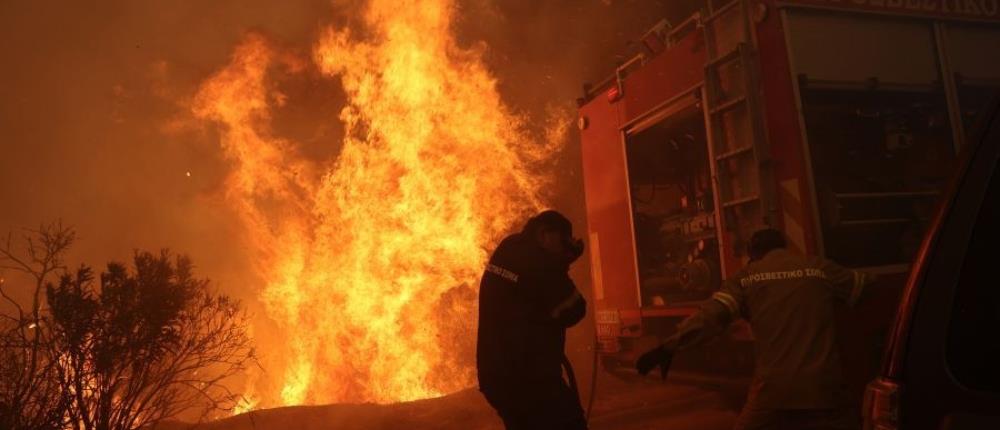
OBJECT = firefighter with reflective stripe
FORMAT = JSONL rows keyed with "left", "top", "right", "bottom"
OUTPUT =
{"left": 637, "top": 228, "right": 874, "bottom": 430}
{"left": 477, "top": 210, "right": 588, "bottom": 430}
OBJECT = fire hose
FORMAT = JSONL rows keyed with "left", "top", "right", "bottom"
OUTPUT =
{"left": 586, "top": 336, "right": 599, "bottom": 421}
{"left": 560, "top": 340, "right": 599, "bottom": 423}
{"left": 576, "top": 336, "right": 677, "bottom": 423}
{"left": 583, "top": 337, "right": 676, "bottom": 420}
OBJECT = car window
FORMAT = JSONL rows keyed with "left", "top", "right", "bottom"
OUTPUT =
{"left": 946, "top": 147, "right": 1000, "bottom": 393}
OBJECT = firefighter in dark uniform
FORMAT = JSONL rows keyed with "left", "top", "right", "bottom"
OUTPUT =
{"left": 477, "top": 210, "right": 588, "bottom": 430}
{"left": 638, "top": 228, "right": 874, "bottom": 430}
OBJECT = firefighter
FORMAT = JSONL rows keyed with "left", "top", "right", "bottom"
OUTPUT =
{"left": 477, "top": 210, "right": 588, "bottom": 430}
{"left": 637, "top": 228, "right": 874, "bottom": 430}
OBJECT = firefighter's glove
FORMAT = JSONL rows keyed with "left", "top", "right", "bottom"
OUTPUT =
{"left": 636, "top": 344, "right": 675, "bottom": 380}
{"left": 564, "top": 237, "right": 585, "bottom": 264}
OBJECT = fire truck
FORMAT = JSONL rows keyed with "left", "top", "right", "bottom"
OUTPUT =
{"left": 578, "top": 0, "right": 1000, "bottom": 391}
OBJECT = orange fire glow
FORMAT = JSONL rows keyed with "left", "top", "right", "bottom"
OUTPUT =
{"left": 193, "top": 0, "right": 565, "bottom": 409}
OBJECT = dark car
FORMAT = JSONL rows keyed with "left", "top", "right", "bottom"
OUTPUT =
{"left": 862, "top": 98, "right": 1000, "bottom": 430}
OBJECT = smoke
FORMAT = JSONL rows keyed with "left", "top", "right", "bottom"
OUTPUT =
{"left": 0, "top": 0, "right": 702, "bottom": 405}
{"left": 0, "top": 0, "right": 335, "bottom": 304}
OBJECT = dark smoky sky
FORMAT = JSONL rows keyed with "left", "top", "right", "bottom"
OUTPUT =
{"left": 0, "top": 0, "right": 700, "bottom": 307}
{"left": 0, "top": 0, "right": 335, "bottom": 304}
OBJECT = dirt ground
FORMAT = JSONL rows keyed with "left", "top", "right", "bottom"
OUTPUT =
{"left": 158, "top": 370, "right": 746, "bottom": 430}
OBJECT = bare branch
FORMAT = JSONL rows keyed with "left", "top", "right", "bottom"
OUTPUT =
{"left": 0, "top": 277, "right": 24, "bottom": 320}
{"left": 0, "top": 223, "right": 76, "bottom": 430}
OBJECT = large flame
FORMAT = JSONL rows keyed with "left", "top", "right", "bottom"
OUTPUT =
{"left": 193, "top": 0, "right": 565, "bottom": 408}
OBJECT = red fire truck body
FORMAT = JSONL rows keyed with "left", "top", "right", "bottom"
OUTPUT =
{"left": 578, "top": 0, "right": 1000, "bottom": 383}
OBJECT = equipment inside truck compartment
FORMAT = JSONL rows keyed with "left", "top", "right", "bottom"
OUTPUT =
{"left": 624, "top": 103, "right": 721, "bottom": 307}
{"left": 801, "top": 87, "right": 956, "bottom": 267}
{"left": 787, "top": 10, "right": 961, "bottom": 267}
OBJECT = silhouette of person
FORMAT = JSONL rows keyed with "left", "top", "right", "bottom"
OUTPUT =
{"left": 477, "top": 210, "right": 588, "bottom": 430}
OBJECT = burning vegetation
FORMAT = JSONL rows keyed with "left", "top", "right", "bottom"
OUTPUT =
{"left": 194, "top": 0, "right": 566, "bottom": 409}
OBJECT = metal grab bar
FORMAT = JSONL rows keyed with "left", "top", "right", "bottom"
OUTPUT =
{"left": 839, "top": 218, "right": 912, "bottom": 227}
{"left": 835, "top": 191, "right": 940, "bottom": 199}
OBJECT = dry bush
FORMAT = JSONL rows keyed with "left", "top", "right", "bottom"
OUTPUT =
{"left": 1, "top": 223, "right": 256, "bottom": 430}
